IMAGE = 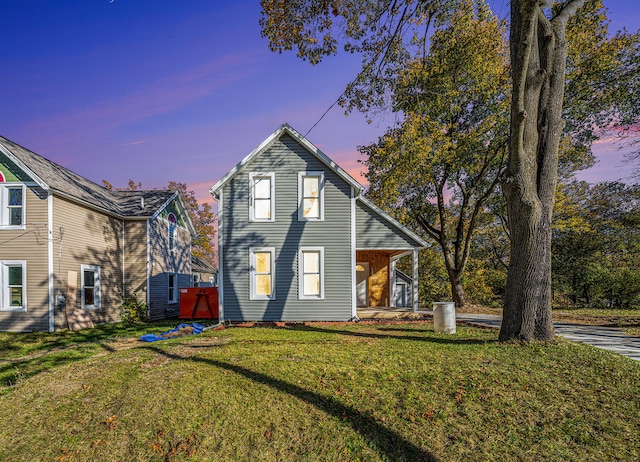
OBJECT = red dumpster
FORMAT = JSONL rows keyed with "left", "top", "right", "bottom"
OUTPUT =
{"left": 179, "top": 287, "right": 219, "bottom": 319}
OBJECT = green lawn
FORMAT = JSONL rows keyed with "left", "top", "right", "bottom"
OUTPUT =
{"left": 1, "top": 321, "right": 639, "bottom": 461}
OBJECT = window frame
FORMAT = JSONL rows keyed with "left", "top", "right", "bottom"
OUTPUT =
{"left": 0, "top": 261, "right": 26, "bottom": 312}
{"left": 167, "top": 213, "right": 178, "bottom": 253}
{"left": 81, "top": 264, "right": 101, "bottom": 310}
{"left": 249, "top": 172, "right": 275, "bottom": 222}
{"left": 168, "top": 273, "right": 178, "bottom": 304}
{"left": 298, "top": 247, "right": 325, "bottom": 300}
{"left": 250, "top": 247, "right": 276, "bottom": 300}
{"left": 1, "top": 184, "right": 25, "bottom": 230}
{"left": 298, "top": 172, "right": 325, "bottom": 221}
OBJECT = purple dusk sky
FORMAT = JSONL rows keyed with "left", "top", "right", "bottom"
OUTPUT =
{"left": 1, "top": 1, "right": 638, "bottom": 205}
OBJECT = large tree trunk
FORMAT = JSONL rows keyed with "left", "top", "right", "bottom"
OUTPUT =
{"left": 500, "top": 0, "right": 585, "bottom": 341}
{"left": 447, "top": 268, "right": 466, "bottom": 309}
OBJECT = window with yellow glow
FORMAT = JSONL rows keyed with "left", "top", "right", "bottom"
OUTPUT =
{"left": 299, "top": 247, "right": 324, "bottom": 299}
{"left": 250, "top": 248, "right": 275, "bottom": 300}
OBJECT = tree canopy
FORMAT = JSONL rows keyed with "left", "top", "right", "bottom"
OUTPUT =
{"left": 261, "top": 0, "right": 640, "bottom": 341}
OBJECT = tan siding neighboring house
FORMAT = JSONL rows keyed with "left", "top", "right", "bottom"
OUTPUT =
{"left": 52, "top": 196, "right": 124, "bottom": 327}
{"left": 0, "top": 135, "right": 195, "bottom": 332}
{"left": 123, "top": 220, "right": 148, "bottom": 305}
{"left": 0, "top": 184, "right": 50, "bottom": 332}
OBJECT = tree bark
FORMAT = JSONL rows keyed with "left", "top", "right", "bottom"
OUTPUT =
{"left": 500, "top": 0, "right": 585, "bottom": 341}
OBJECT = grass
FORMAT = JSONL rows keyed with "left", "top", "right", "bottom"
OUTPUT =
{"left": 1, "top": 321, "right": 639, "bottom": 461}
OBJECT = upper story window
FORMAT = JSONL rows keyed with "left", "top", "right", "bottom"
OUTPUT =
{"left": 81, "top": 264, "right": 100, "bottom": 310}
{"left": 298, "top": 172, "right": 324, "bottom": 221}
{"left": 167, "top": 213, "right": 178, "bottom": 253}
{"left": 0, "top": 185, "right": 25, "bottom": 229}
{"left": 249, "top": 173, "right": 275, "bottom": 222}
{"left": 1, "top": 261, "right": 26, "bottom": 311}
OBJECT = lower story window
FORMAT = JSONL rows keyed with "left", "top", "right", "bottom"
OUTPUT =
{"left": 1, "top": 261, "right": 26, "bottom": 311}
{"left": 250, "top": 247, "right": 275, "bottom": 300}
{"left": 168, "top": 273, "right": 178, "bottom": 304}
{"left": 299, "top": 247, "right": 324, "bottom": 299}
{"left": 81, "top": 265, "right": 100, "bottom": 309}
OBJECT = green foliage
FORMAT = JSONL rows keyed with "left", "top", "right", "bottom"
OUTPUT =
{"left": 119, "top": 291, "right": 149, "bottom": 324}
{"left": 553, "top": 181, "right": 640, "bottom": 309}
{"left": 361, "top": 1, "right": 508, "bottom": 307}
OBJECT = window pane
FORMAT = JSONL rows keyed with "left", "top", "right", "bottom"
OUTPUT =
{"left": 9, "top": 208, "right": 22, "bottom": 226}
{"left": 303, "top": 177, "right": 319, "bottom": 197}
{"left": 254, "top": 178, "right": 271, "bottom": 199}
{"left": 303, "top": 274, "right": 320, "bottom": 296}
{"left": 303, "top": 198, "right": 319, "bottom": 218}
{"left": 8, "top": 266, "right": 22, "bottom": 286}
{"left": 10, "top": 287, "right": 22, "bottom": 306}
{"left": 84, "top": 287, "right": 94, "bottom": 305}
{"left": 303, "top": 252, "right": 319, "bottom": 273}
{"left": 254, "top": 199, "right": 271, "bottom": 219}
{"left": 255, "top": 274, "right": 272, "bottom": 295}
{"left": 255, "top": 252, "right": 271, "bottom": 273}
{"left": 8, "top": 188, "right": 22, "bottom": 206}
{"left": 84, "top": 270, "right": 94, "bottom": 287}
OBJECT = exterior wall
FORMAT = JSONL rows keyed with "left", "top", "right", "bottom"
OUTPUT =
{"left": 356, "top": 250, "right": 391, "bottom": 307}
{"left": 52, "top": 196, "right": 124, "bottom": 328}
{"left": 123, "top": 220, "right": 148, "bottom": 306}
{"left": 356, "top": 201, "right": 419, "bottom": 249}
{"left": 221, "top": 134, "right": 353, "bottom": 321}
{"left": 147, "top": 213, "right": 191, "bottom": 320}
{"left": 0, "top": 185, "right": 50, "bottom": 332}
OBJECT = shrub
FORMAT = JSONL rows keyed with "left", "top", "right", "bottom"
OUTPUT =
{"left": 119, "top": 292, "right": 149, "bottom": 324}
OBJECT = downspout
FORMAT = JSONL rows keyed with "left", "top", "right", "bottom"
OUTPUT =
{"left": 146, "top": 219, "right": 151, "bottom": 319}
{"left": 413, "top": 248, "right": 419, "bottom": 311}
{"left": 217, "top": 191, "right": 224, "bottom": 321}
{"left": 121, "top": 219, "right": 125, "bottom": 300}
{"left": 350, "top": 187, "right": 357, "bottom": 320}
{"left": 47, "top": 193, "right": 54, "bottom": 332}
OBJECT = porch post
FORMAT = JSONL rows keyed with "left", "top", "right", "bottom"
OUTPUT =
{"left": 412, "top": 248, "right": 419, "bottom": 311}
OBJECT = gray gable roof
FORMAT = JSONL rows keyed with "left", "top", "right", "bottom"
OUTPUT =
{"left": 0, "top": 135, "right": 177, "bottom": 219}
{"left": 210, "top": 123, "right": 363, "bottom": 198}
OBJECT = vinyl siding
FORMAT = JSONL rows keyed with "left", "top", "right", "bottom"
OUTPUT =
{"left": 123, "top": 220, "right": 148, "bottom": 305}
{"left": 52, "top": 196, "right": 124, "bottom": 328}
{"left": 147, "top": 212, "right": 191, "bottom": 320}
{"left": 356, "top": 201, "right": 421, "bottom": 249}
{"left": 0, "top": 185, "right": 49, "bottom": 332}
{"left": 221, "top": 134, "right": 353, "bottom": 321}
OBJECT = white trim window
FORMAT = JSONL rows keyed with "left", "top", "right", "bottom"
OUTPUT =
{"left": 167, "top": 213, "right": 178, "bottom": 253}
{"left": 299, "top": 247, "right": 324, "bottom": 299}
{"left": 249, "top": 173, "right": 275, "bottom": 222}
{"left": 1, "top": 184, "right": 25, "bottom": 229}
{"left": 168, "top": 273, "right": 178, "bottom": 304}
{"left": 81, "top": 264, "right": 100, "bottom": 309}
{"left": 298, "top": 172, "right": 324, "bottom": 221}
{"left": 1, "top": 261, "right": 26, "bottom": 311}
{"left": 250, "top": 247, "right": 275, "bottom": 300}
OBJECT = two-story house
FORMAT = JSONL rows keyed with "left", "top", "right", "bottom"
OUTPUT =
{"left": 210, "top": 123, "right": 428, "bottom": 322}
{"left": 0, "top": 136, "right": 195, "bottom": 332}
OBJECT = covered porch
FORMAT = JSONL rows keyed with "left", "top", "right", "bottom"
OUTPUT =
{"left": 355, "top": 249, "right": 419, "bottom": 311}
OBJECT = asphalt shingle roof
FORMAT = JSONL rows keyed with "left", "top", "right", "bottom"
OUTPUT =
{"left": 0, "top": 135, "right": 175, "bottom": 218}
